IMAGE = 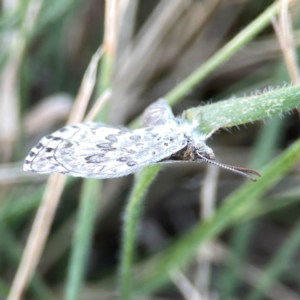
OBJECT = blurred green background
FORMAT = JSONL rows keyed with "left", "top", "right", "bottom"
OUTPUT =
{"left": 1, "top": 0, "right": 300, "bottom": 299}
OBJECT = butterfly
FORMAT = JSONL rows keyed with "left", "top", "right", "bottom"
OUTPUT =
{"left": 24, "top": 99, "right": 260, "bottom": 181}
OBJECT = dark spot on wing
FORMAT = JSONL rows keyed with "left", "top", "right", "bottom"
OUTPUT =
{"left": 121, "top": 148, "right": 136, "bottom": 154}
{"left": 105, "top": 135, "right": 118, "bottom": 142}
{"left": 117, "top": 130, "right": 128, "bottom": 135}
{"left": 45, "top": 135, "right": 52, "bottom": 139}
{"left": 164, "top": 143, "right": 168, "bottom": 147}
{"left": 45, "top": 148, "right": 54, "bottom": 152}
{"left": 85, "top": 155, "right": 108, "bottom": 163}
{"left": 63, "top": 141, "right": 73, "bottom": 148}
{"left": 117, "top": 156, "right": 130, "bottom": 162}
{"left": 53, "top": 137, "right": 62, "bottom": 141}
{"left": 136, "top": 143, "right": 145, "bottom": 147}
{"left": 28, "top": 151, "right": 35, "bottom": 157}
{"left": 96, "top": 166, "right": 105, "bottom": 172}
{"left": 97, "top": 143, "right": 113, "bottom": 148}
{"left": 130, "top": 135, "right": 141, "bottom": 141}
{"left": 59, "top": 127, "right": 68, "bottom": 132}
{"left": 152, "top": 151, "right": 156, "bottom": 155}
{"left": 127, "top": 161, "right": 137, "bottom": 167}
{"left": 24, "top": 160, "right": 30, "bottom": 164}
{"left": 35, "top": 143, "right": 43, "bottom": 149}
{"left": 103, "top": 148, "right": 116, "bottom": 151}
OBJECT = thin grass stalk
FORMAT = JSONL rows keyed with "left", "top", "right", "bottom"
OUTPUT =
{"left": 64, "top": 179, "right": 101, "bottom": 300}
{"left": 64, "top": 1, "right": 118, "bottom": 298}
{"left": 244, "top": 189, "right": 300, "bottom": 222}
{"left": 8, "top": 43, "right": 104, "bottom": 300}
{"left": 7, "top": 174, "right": 67, "bottom": 300}
{"left": 194, "top": 165, "right": 219, "bottom": 297}
{"left": 169, "top": 268, "right": 203, "bottom": 300}
{"left": 246, "top": 219, "right": 300, "bottom": 300}
{"left": 0, "top": 280, "right": 9, "bottom": 299}
{"left": 272, "top": 0, "right": 300, "bottom": 85}
{"left": 219, "top": 222, "right": 255, "bottom": 300}
{"left": 0, "top": 227, "right": 53, "bottom": 300}
{"left": 120, "top": 165, "right": 161, "bottom": 300}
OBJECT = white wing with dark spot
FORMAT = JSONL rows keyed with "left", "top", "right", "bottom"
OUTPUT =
{"left": 142, "top": 99, "right": 176, "bottom": 127}
{"left": 24, "top": 122, "right": 187, "bottom": 179}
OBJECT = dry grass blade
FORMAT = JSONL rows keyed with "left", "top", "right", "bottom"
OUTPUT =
{"left": 272, "top": 0, "right": 300, "bottom": 113}
{"left": 115, "top": 0, "right": 138, "bottom": 61}
{"left": 84, "top": 89, "right": 111, "bottom": 122}
{"left": 0, "top": 0, "right": 43, "bottom": 163}
{"left": 104, "top": 0, "right": 118, "bottom": 55}
{"left": 194, "top": 164, "right": 219, "bottom": 296}
{"left": 169, "top": 268, "right": 204, "bottom": 300}
{"left": 7, "top": 174, "right": 66, "bottom": 300}
{"left": 0, "top": 162, "right": 47, "bottom": 184}
{"left": 112, "top": 0, "right": 221, "bottom": 124}
{"left": 272, "top": 0, "right": 300, "bottom": 85}
{"left": 68, "top": 46, "right": 104, "bottom": 123}
{"left": 7, "top": 45, "right": 104, "bottom": 300}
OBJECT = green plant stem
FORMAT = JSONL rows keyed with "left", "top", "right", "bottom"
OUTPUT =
{"left": 120, "top": 165, "right": 161, "bottom": 300}
{"left": 64, "top": 179, "right": 101, "bottom": 300}
{"left": 185, "top": 85, "right": 300, "bottom": 134}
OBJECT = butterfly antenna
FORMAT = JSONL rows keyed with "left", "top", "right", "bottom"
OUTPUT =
{"left": 197, "top": 154, "right": 261, "bottom": 182}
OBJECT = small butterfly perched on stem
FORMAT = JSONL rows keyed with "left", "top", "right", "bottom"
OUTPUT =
{"left": 24, "top": 99, "right": 260, "bottom": 181}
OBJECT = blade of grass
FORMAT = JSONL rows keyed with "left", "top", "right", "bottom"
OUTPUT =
{"left": 120, "top": 165, "right": 161, "bottom": 300}
{"left": 218, "top": 222, "right": 255, "bottom": 300}
{"left": 0, "top": 227, "right": 53, "bottom": 300}
{"left": 135, "top": 136, "right": 300, "bottom": 293}
{"left": 64, "top": 1, "right": 117, "bottom": 298}
{"left": 0, "top": 280, "right": 9, "bottom": 299}
{"left": 246, "top": 219, "right": 300, "bottom": 300}
{"left": 244, "top": 187, "right": 300, "bottom": 222}
{"left": 64, "top": 179, "right": 101, "bottom": 300}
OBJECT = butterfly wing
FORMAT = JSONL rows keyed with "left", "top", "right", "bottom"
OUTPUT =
{"left": 142, "top": 99, "right": 176, "bottom": 127}
{"left": 24, "top": 122, "right": 187, "bottom": 179}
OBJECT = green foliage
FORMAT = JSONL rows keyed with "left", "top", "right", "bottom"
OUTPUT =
{"left": 2, "top": 1, "right": 300, "bottom": 300}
